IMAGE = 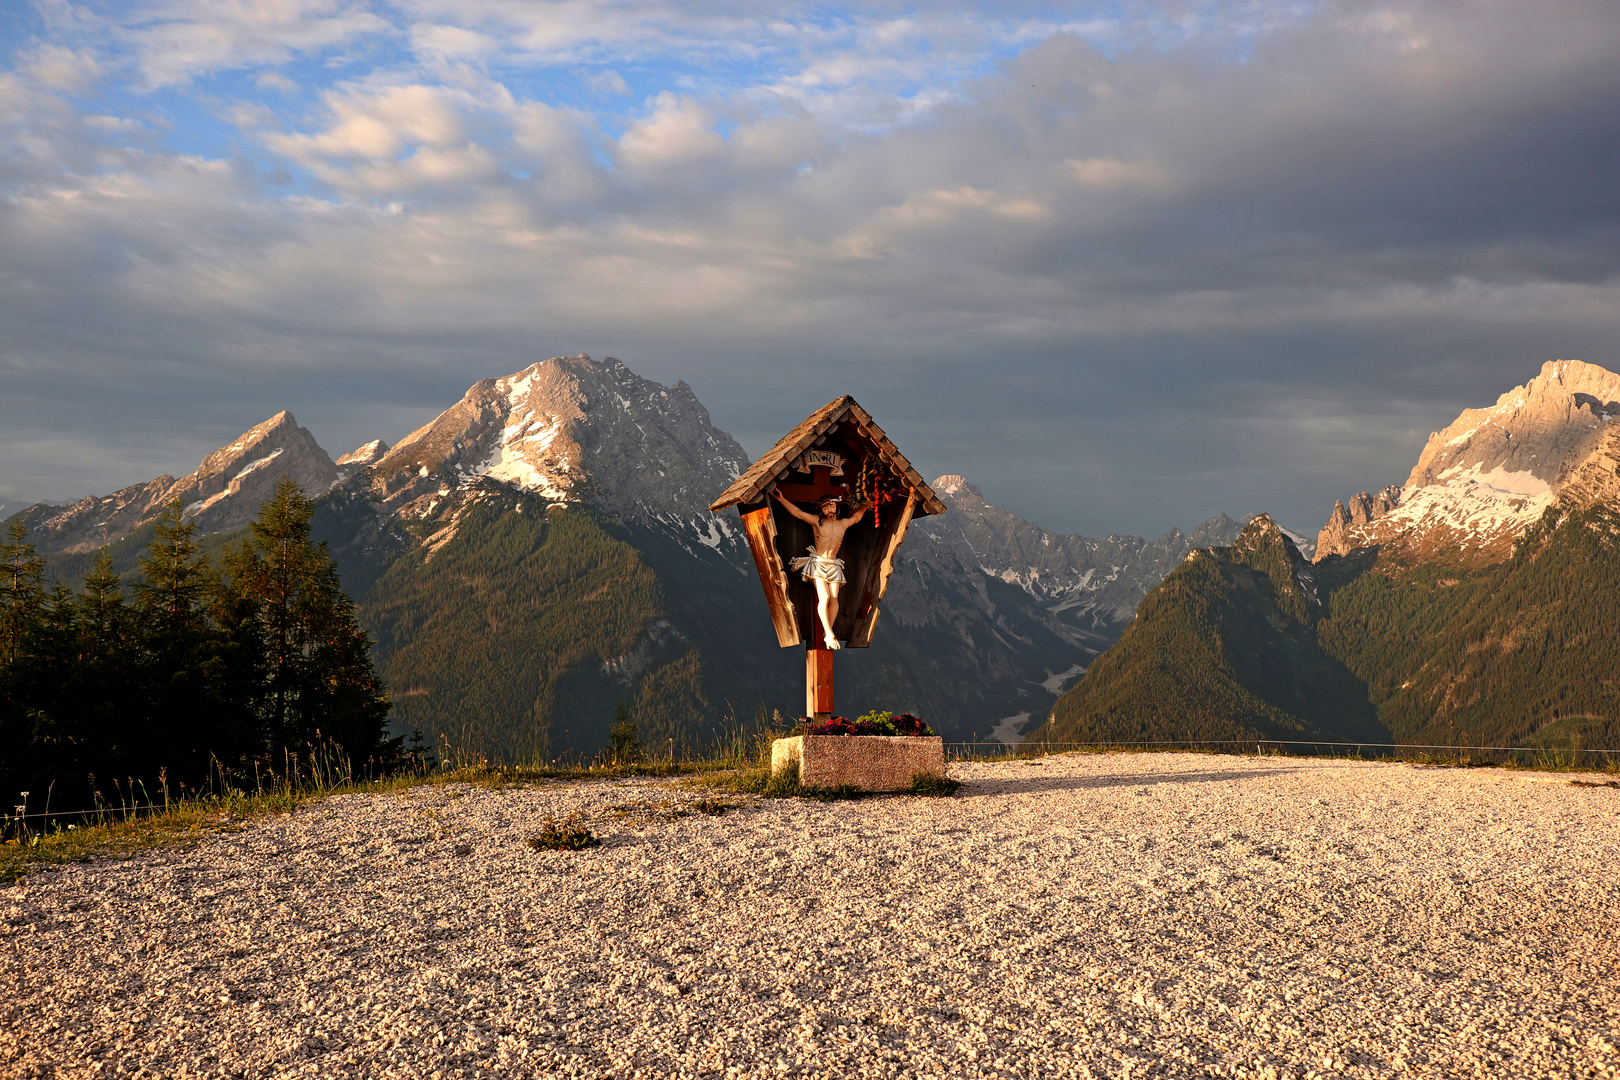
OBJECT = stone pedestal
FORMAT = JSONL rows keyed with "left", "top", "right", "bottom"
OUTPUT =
{"left": 770, "top": 735, "right": 946, "bottom": 792}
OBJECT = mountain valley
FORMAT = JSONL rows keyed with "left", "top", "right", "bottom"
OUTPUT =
{"left": 7, "top": 355, "right": 1253, "bottom": 757}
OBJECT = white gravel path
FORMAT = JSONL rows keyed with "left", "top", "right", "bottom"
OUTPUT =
{"left": 4, "top": 753, "right": 1618, "bottom": 1079}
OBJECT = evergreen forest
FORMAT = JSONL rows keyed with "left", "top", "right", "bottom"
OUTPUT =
{"left": 0, "top": 479, "right": 395, "bottom": 816}
{"left": 1036, "top": 505, "right": 1620, "bottom": 750}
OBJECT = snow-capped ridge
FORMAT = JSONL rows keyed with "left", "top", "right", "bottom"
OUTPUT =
{"left": 360, "top": 355, "right": 751, "bottom": 556}
{"left": 1314, "top": 359, "right": 1620, "bottom": 566}
{"left": 912, "top": 472, "right": 1247, "bottom": 644}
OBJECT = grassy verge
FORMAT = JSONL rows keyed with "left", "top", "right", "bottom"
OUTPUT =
{"left": 0, "top": 758, "right": 743, "bottom": 886}
{"left": 22, "top": 733, "right": 1602, "bottom": 886}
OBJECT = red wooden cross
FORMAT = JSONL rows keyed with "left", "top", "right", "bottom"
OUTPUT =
{"left": 775, "top": 462, "right": 847, "bottom": 507}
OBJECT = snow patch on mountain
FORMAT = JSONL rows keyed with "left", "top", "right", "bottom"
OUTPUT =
{"left": 1315, "top": 359, "right": 1620, "bottom": 566}
{"left": 359, "top": 356, "right": 751, "bottom": 559}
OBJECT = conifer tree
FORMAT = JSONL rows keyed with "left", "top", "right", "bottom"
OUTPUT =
{"left": 133, "top": 500, "right": 226, "bottom": 782}
{"left": 224, "top": 477, "right": 390, "bottom": 767}
{"left": 72, "top": 548, "right": 141, "bottom": 783}
{"left": 135, "top": 500, "right": 210, "bottom": 647}
{"left": 79, "top": 547, "right": 130, "bottom": 656}
{"left": 0, "top": 519, "right": 45, "bottom": 667}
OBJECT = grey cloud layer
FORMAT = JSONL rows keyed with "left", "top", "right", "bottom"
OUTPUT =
{"left": 2, "top": 0, "right": 1618, "bottom": 536}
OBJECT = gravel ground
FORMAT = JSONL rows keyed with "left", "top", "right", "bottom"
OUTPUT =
{"left": 4, "top": 753, "right": 1618, "bottom": 1079}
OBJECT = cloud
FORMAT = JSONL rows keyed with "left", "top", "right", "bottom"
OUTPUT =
{"left": 255, "top": 71, "right": 299, "bottom": 92}
{"left": 2, "top": 0, "right": 1619, "bottom": 537}
{"left": 20, "top": 44, "right": 102, "bottom": 92}
{"left": 583, "top": 68, "right": 630, "bottom": 96}
{"left": 1063, "top": 157, "right": 1168, "bottom": 190}
{"left": 408, "top": 21, "right": 500, "bottom": 65}
{"left": 122, "top": 0, "right": 392, "bottom": 88}
{"left": 268, "top": 83, "right": 469, "bottom": 161}
{"left": 617, "top": 92, "right": 725, "bottom": 167}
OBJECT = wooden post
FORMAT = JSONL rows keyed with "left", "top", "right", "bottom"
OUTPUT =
{"left": 806, "top": 645, "right": 834, "bottom": 721}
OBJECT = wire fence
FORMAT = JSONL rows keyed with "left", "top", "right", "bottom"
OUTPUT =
{"left": 942, "top": 737, "right": 1620, "bottom": 772}
{"left": 11, "top": 735, "right": 1615, "bottom": 841}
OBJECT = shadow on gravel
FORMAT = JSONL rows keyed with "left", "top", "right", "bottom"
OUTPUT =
{"left": 954, "top": 768, "right": 1297, "bottom": 796}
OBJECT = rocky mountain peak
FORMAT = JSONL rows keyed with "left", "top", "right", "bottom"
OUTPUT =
{"left": 336, "top": 438, "right": 390, "bottom": 480}
{"left": 1407, "top": 358, "right": 1620, "bottom": 490}
{"left": 1224, "top": 514, "right": 1321, "bottom": 620}
{"left": 20, "top": 412, "right": 338, "bottom": 554}
{"left": 1314, "top": 359, "right": 1620, "bottom": 567}
{"left": 181, "top": 411, "right": 337, "bottom": 531}
{"left": 1315, "top": 486, "right": 1401, "bottom": 558}
{"left": 1231, "top": 513, "right": 1300, "bottom": 558}
{"left": 365, "top": 355, "right": 750, "bottom": 549}
{"left": 1187, "top": 513, "right": 1243, "bottom": 550}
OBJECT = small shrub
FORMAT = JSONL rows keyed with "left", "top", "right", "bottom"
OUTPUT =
{"left": 903, "top": 773, "right": 961, "bottom": 797}
{"left": 525, "top": 810, "right": 600, "bottom": 851}
{"left": 608, "top": 702, "right": 644, "bottom": 765}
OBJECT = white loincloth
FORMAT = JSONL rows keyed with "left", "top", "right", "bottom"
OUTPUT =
{"left": 790, "top": 547, "right": 846, "bottom": 584}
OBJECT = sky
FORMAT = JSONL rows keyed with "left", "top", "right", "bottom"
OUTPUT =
{"left": 3, "top": 0, "right": 1619, "bottom": 538}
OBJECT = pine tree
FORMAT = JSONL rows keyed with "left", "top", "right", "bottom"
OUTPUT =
{"left": 0, "top": 521, "right": 47, "bottom": 801}
{"left": 72, "top": 548, "right": 142, "bottom": 787}
{"left": 79, "top": 547, "right": 129, "bottom": 651}
{"left": 135, "top": 501, "right": 210, "bottom": 646}
{"left": 224, "top": 477, "right": 390, "bottom": 767}
{"left": 0, "top": 519, "right": 45, "bottom": 667}
{"left": 133, "top": 500, "right": 226, "bottom": 784}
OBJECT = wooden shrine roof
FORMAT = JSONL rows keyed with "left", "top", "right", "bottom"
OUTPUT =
{"left": 708, "top": 395, "right": 946, "bottom": 517}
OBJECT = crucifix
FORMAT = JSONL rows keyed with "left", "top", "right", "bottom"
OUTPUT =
{"left": 708, "top": 397, "right": 945, "bottom": 721}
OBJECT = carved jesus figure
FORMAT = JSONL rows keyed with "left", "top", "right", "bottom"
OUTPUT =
{"left": 771, "top": 490, "right": 869, "bottom": 649}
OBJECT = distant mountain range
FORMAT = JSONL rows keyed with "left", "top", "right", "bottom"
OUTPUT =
{"left": 16, "top": 411, "right": 339, "bottom": 553}
{"left": 1038, "top": 359, "right": 1620, "bottom": 751}
{"left": 6, "top": 354, "right": 1255, "bottom": 756}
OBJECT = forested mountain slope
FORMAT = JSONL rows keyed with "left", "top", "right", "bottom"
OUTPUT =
{"left": 1032, "top": 517, "right": 1386, "bottom": 745}
{"left": 1040, "top": 360, "right": 1620, "bottom": 751}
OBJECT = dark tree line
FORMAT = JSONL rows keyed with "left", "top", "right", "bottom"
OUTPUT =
{"left": 1, "top": 478, "right": 395, "bottom": 813}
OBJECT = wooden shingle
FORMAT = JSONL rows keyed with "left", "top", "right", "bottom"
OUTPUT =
{"left": 708, "top": 395, "right": 945, "bottom": 516}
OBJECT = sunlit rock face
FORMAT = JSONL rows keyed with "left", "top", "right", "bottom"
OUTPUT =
{"left": 1314, "top": 359, "right": 1620, "bottom": 567}
{"left": 357, "top": 354, "right": 751, "bottom": 557}
{"left": 19, "top": 411, "right": 339, "bottom": 553}
{"left": 335, "top": 439, "right": 390, "bottom": 481}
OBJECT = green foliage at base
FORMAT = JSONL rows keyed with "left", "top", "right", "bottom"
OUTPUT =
{"left": 903, "top": 772, "right": 961, "bottom": 796}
